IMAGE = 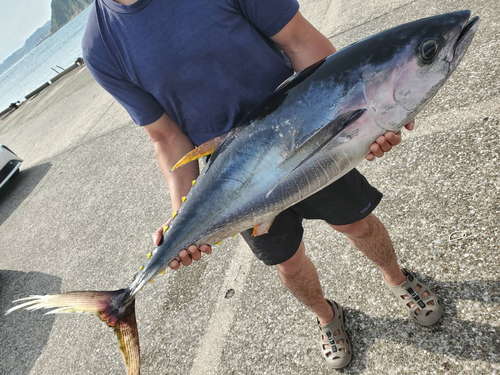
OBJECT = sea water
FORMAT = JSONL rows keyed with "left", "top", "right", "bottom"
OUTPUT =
{"left": 0, "top": 6, "right": 92, "bottom": 111}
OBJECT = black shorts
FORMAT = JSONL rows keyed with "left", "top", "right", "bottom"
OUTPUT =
{"left": 240, "top": 169, "right": 382, "bottom": 266}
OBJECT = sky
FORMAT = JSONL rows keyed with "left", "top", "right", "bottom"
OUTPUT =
{"left": 0, "top": 0, "right": 53, "bottom": 63}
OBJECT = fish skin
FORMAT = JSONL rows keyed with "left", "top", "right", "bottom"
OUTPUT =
{"left": 6, "top": 11, "right": 479, "bottom": 375}
{"left": 131, "top": 10, "right": 479, "bottom": 296}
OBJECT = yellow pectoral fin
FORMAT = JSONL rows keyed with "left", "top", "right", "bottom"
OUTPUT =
{"left": 252, "top": 217, "right": 276, "bottom": 237}
{"left": 170, "top": 133, "right": 227, "bottom": 173}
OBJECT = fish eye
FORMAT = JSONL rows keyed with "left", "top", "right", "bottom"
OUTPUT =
{"left": 420, "top": 40, "right": 439, "bottom": 63}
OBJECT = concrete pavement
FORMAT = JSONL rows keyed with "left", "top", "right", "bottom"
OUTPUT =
{"left": 0, "top": 0, "right": 498, "bottom": 374}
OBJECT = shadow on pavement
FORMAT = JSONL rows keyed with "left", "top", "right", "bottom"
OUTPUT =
{"left": 343, "top": 274, "right": 500, "bottom": 373}
{"left": 0, "top": 162, "right": 52, "bottom": 226}
{"left": 0, "top": 270, "right": 61, "bottom": 375}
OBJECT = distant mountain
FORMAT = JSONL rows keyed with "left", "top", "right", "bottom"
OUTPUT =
{"left": 50, "top": 0, "right": 94, "bottom": 33}
{"left": 26, "top": 21, "right": 52, "bottom": 50}
{"left": 0, "top": 21, "right": 51, "bottom": 75}
{"left": 0, "top": 0, "right": 93, "bottom": 76}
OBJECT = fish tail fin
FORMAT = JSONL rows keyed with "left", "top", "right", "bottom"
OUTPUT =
{"left": 6, "top": 289, "right": 140, "bottom": 375}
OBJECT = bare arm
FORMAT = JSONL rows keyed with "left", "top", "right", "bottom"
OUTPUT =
{"left": 271, "top": 11, "right": 336, "bottom": 72}
{"left": 271, "top": 11, "right": 414, "bottom": 160}
{"left": 144, "top": 112, "right": 199, "bottom": 212}
{"left": 144, "top": 113, "right": 212, "bottom": 268}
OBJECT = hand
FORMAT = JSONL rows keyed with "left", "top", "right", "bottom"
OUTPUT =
{"left": 152, "top": 218, "right": 212, "bottom": 270}
{"left": 365, "top": 120, "right": 415, "bottom": 161}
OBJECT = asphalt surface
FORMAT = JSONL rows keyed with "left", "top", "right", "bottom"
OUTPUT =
{"left": 0, "top": 1, "right": 498, "bottom": 374}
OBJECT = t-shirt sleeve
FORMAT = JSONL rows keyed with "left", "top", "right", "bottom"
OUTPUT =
{"left": 233, "top": 0, "right": 299, "bottom": 38}
{"left": 83, "top": 53, "right": 164, "bottom": 126}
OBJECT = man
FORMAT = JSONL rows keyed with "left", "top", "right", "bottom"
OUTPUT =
{"left": 82, "top": 0, "right": 443, "bottom": 368}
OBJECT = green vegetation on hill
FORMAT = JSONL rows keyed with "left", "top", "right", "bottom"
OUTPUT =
{"left": 50, "top": 0, "right": 93, "bottom": 33}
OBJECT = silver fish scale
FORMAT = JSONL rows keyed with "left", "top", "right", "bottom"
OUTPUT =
{"left": 129, "top": 11, "right": 479, "bottom": 296}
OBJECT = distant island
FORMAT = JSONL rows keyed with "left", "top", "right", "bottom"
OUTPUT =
{"left": 0, "top": 0, "right": 93, "bottom": 76}
{"left": 0, "top": 21, "right": 51, "bottom": 75}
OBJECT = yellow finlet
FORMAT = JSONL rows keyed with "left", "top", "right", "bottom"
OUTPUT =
{"left": 192, "top": 180, "right": 196, "bottom": 186}
{"left": 172, "top": 211, "right": 178, "bottom": 218}
{"left": 160, "top": 270, "right": 166, "bottom": 275}
{"left": 147, "top": 252, "right": 152, "bottom": 259}
{"left": 170, "top": 134, "right": 226, "bottom": 172}
{"left": 163, "top": 225, "right": 169, "bottom": 234}
{"left": 139, "top": 266, "right": 144, "bottom": 271}
{"left": 216, "top": 241, "right": 222, "bottom": 245}
{"left": 232, "top": 234, "right": 237, "bottom": 238}
{"left": 181, "top": 196, "right": 187, "bottom": 203}
{"left": 149, "top": 279, "right": 154, "bottom": 283}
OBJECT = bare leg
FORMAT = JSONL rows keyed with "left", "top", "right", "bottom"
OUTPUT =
{"left": 329, "top": 213, "right": 405, "bottom": 285}
{"left": 276, "top": 214, "right": 405, "bottom": 322}
{"left": 329, "top": 213, "right": 431, "bottom": 311}
{"left": 276, "top": 241, "right": 348, "bottom": 356}
{"left": 276, "top": 241, "right": 334, "bottom": 326}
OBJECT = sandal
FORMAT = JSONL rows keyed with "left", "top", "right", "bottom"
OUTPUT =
{"left": 318, "top": 300, "right": 352, "bottom": 368}
{"left": 384, "top": 268, "right": 443, "bottom": 326}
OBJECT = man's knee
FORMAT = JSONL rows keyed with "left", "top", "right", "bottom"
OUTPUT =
{"left": 276, "top": 241, "right": 306, "bottom": 275}
{"left": 329, "top": 214, "right": 374, "bottom": 239}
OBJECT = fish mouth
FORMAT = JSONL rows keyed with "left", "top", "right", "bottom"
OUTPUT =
{"left": 448, "top": 13, "right": 479, "bottom": 68}
{"left": 457, "top": 15, "right": 480, "bottom": 46}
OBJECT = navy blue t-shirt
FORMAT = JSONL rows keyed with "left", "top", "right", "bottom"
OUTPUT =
{"left": 82, "top": 0, "right": 299, "bottom": 145}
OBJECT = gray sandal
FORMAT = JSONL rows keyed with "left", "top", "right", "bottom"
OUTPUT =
{"left": 384, "top": 268, "right": 443, "bottom": 326}
{"left": 318, "top": 300, "right": 352, "bottom": 368}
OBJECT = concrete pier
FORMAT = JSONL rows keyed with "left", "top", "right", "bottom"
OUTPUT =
{"left": 0, "top": 58, "right": 85, "bottom": 115}
{"left": 24, "top": 82, "right": 51, "bottom": 100}
{"left": 0, "top": 1, "right": 498, "bottom": 374}
{"left": 49, "top": 61, "right": 82, "bottom": 84}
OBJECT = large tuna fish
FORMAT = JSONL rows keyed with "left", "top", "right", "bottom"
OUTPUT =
{"left": 7, "top": 10, "right": 479, "bottom": 375}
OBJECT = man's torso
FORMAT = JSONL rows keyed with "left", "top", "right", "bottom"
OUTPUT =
{"left": 82, "top": 0, "right": 298, "bottom": 144}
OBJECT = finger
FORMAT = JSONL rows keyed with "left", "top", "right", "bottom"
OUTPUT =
{"left": 199, "top": 245, "right": 213, "bottom": 255}
{"left": 153, "top": 218, "right": 172, "bottom": 245}
{"left": 376, "top": 136, "right": 392, "bottom": 152}
{"left": 178, "top": 249, "right": 192, "bottom": 266}
{"left": 365, "top": 152, "right": 375, "bottom": 161}
{"left": 188, "top": 245, "right": 202, "bottom": 261}
{"left": 405, "top": 119, "right": 415, "bottom": 131}
{"left": 152, "top": 230, "right": 162, "bottom": 246}
{"left": 382, "top": 132, "right": 401, "bottom": 148}
{"left": 384, "top": 131, "right": 401, "bottom": 146}
{"left": 370, "top": 143, "right": 383, "bottom": 157}
{"left": 169, "top": 259, "right": 181, "bottom": 270}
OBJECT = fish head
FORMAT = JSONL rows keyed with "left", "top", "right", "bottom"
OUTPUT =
{"left": 363, "top": 10, "right": 479, "bottom": 131}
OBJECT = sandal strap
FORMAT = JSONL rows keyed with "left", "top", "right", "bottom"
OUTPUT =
{"left": 317, "top": 300, "right": 352, "bottom": 368}
{"left": 384, "top": 268, "right": 443, "bottom": 326}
